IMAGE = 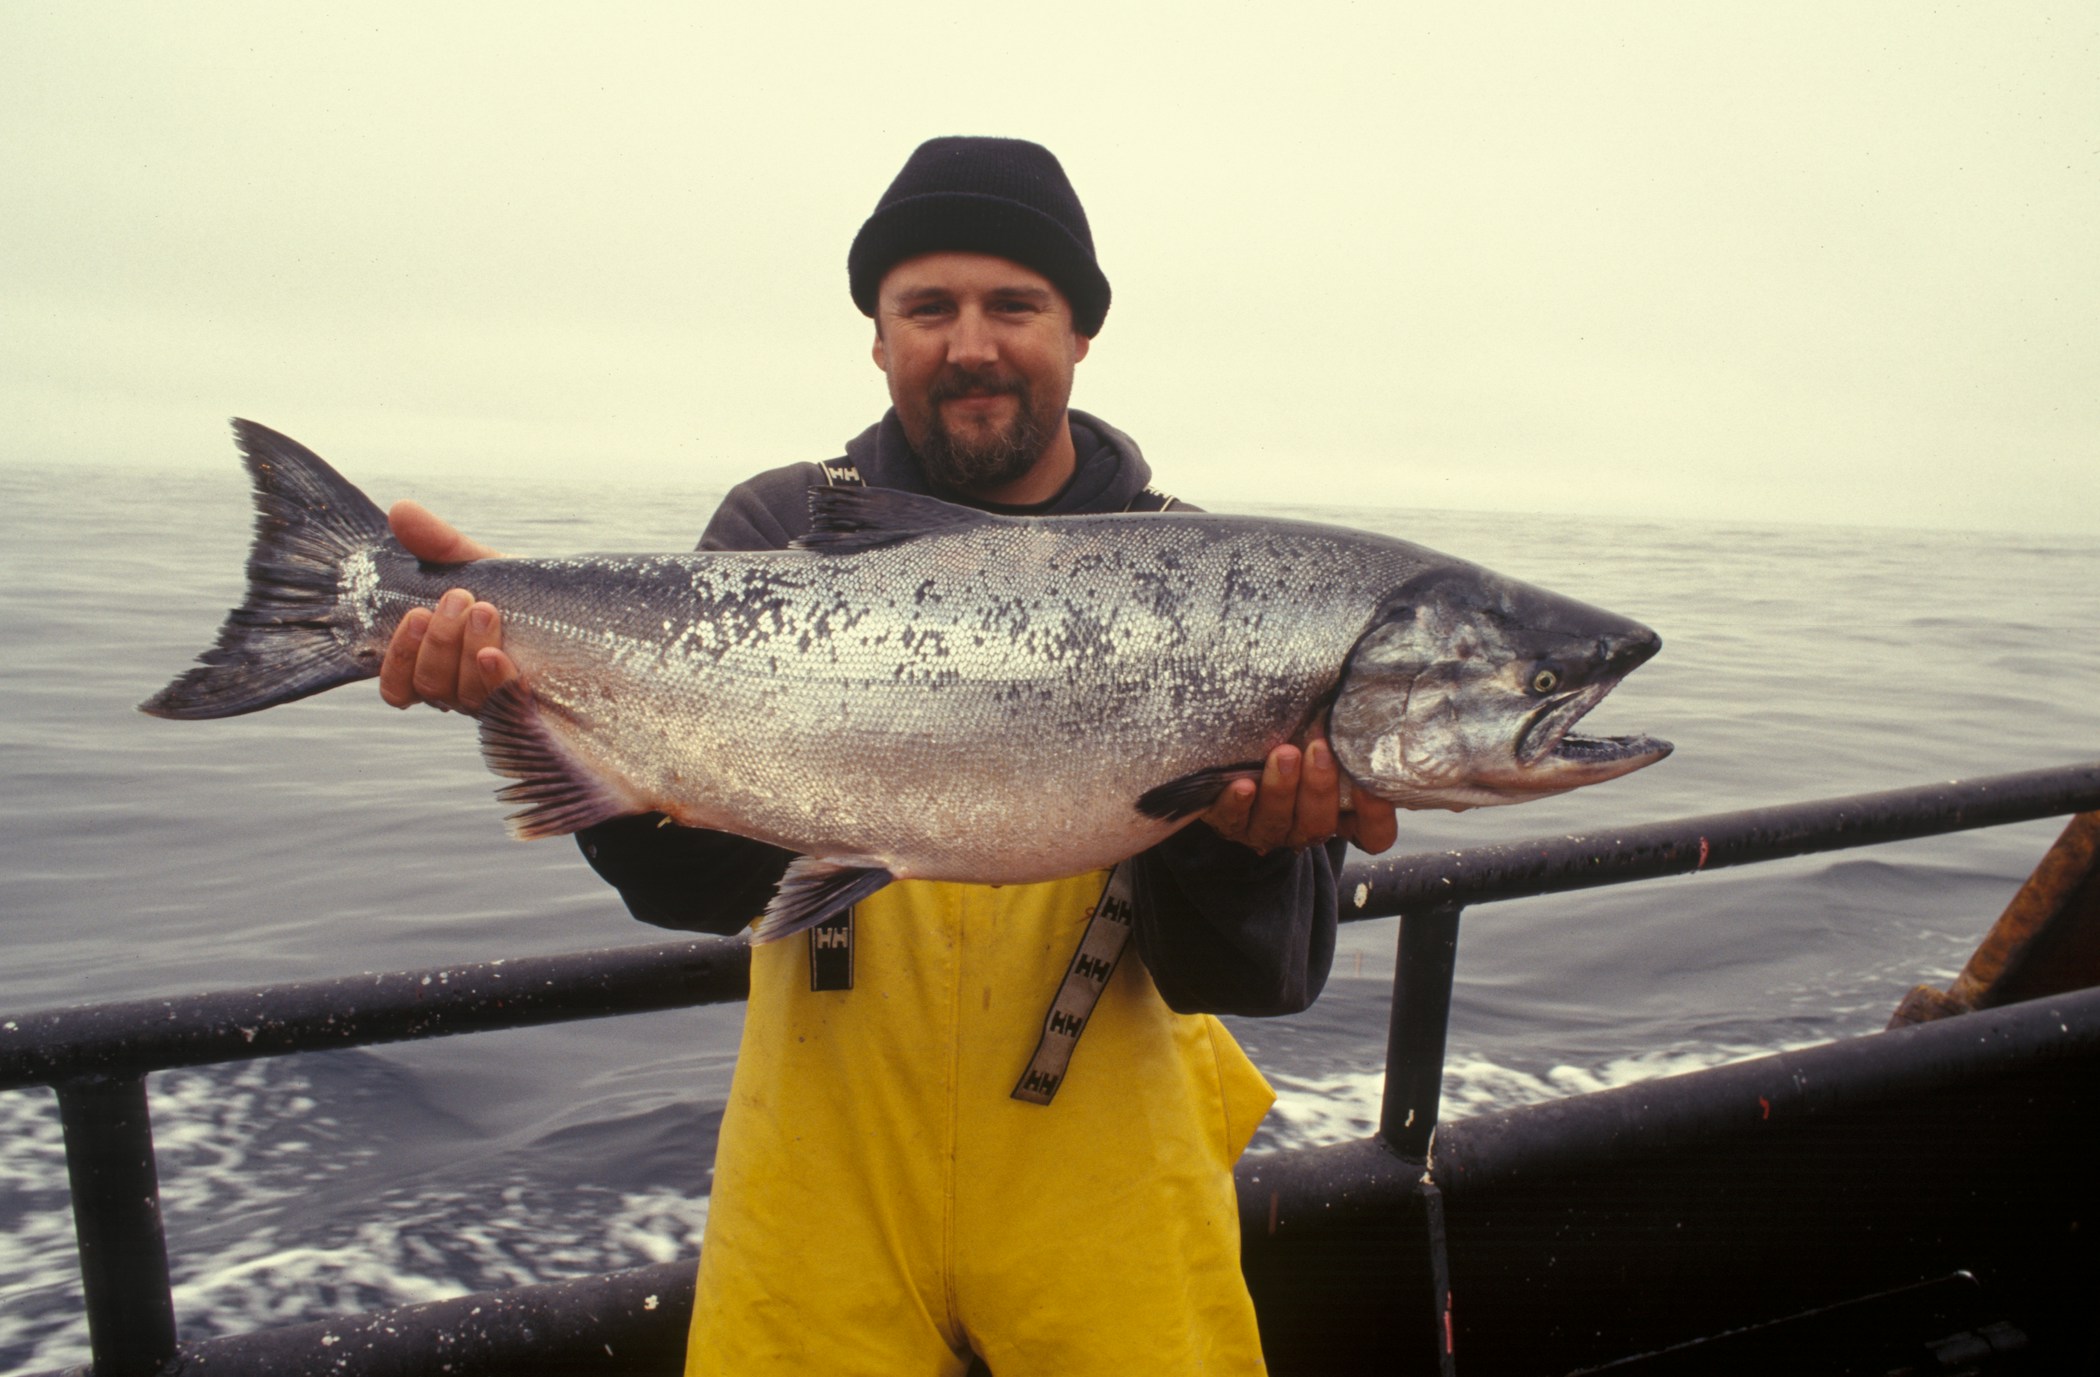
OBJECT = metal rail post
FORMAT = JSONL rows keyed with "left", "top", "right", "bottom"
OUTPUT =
{"left": 56, "top": 1072, "right": 177, "bottom": 1377}
{"left": 1381, "top": 902, "right": 1464, "bottom": 1161}
{"left": 1379, "top": 902, "right": 1465, "bottom": 1376}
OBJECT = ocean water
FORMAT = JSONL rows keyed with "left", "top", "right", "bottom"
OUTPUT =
{"left": 2, "top": 458, "right": 2096, "bottom": 1372}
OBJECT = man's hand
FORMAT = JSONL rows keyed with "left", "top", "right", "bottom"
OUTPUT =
{"left": 1198, "top": 732, "right": 1399, "bottom": 857}
{"left": 376, "top": 500, "right": 520, "bottom": 715}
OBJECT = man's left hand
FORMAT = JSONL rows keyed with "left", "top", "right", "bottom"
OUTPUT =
{"left": 1198, "top": 732, "right": 1399, "bottom": 856}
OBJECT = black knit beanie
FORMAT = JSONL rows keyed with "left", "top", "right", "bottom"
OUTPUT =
{"left": 848, "top": 136, "right": 1111, "bottom": 337}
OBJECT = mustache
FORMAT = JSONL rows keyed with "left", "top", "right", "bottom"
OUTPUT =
{"left": 926, "top": 370, "right": 1028, "bottom": 405}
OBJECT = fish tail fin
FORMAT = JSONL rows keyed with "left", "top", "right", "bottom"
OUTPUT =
{"left": 140, "top": 419, "right": 394, "bottom": 720}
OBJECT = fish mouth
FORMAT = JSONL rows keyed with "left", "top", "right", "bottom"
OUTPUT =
{"left": 1515, "top": 680, "right": 1673, "bottom": 774}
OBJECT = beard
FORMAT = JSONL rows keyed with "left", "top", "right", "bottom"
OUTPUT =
{"left": 911, "top": 370, "right": 1054, "bottom": 495}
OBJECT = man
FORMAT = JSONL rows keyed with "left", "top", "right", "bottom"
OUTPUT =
{"left": 380, "top": 137, "right": 1397, "bottom": 1375}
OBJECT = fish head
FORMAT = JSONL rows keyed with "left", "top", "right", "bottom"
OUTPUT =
{"left": 1330, "top": 564, "right": 1671, "bottom": 810}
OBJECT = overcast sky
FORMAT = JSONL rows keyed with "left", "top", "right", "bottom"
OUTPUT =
{"left": 5, "top": 3, "right": 2095, "bottom": 533}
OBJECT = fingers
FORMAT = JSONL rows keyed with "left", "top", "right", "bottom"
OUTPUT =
{"left": 388, "top": 500, "right": 502, "bottom": 564}
{"left": 1200, "top": 733, "right": 1396, "bottom": 857}
{"left": 373, "top": 504, "right": 506, "bottom": 714}
{"left": 1198, "top": 777, "right": 1260, "bottom": 844}
{"left": 412, "top": 589, "right": 474, "bottom": 707}
{"left": 475, "top": 646, "right": 521, "bottom": 700}
{"left": 1192, "top": 747, "right": 1302, "bottom": 853}
{"left": 1235, "top": 746, "right": 1303, "bottom": 854}
{"left": 453, "top": 602, "right": 506, "bottom": 713}
{"left": 376, "top": 589, "right": 510, "bottom": 713}
{"left": 1341, "top": 793, "right": 1400, "bottom": 856}
{"left": 378, "top": 607, "right": 433, "bottom": 709}
{"left": 1285, "top": 739, "right": 1343, "bottom": 850}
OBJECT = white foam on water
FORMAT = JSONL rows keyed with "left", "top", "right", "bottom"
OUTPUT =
{"left": 0, "top": 1087, "right": 79, "bottom": 1376}
{"left": 0, "top": 1061, "right": 709, "bottom": 1375}
{"left": 166, "top": 1187, "right": 709, "bottom": 1341}
{"left": 1254, "top": 1039, "right": 1812, "bottom": 1156}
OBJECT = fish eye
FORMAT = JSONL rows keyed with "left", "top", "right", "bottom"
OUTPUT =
{"left": 1530, "top": 668, "right": 1560, "bottom": 695}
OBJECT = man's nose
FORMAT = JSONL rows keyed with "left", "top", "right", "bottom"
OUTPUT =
{"left": 946, "top": 307, "right": 998, "bottom": 367}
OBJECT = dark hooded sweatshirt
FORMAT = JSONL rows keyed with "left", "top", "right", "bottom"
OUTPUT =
{"left": 575, "top": 410, "right": 1342, "bottom": 1017}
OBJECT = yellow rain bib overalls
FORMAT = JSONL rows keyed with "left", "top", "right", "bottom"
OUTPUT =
{"left": 687, "top": 871, "right": 1275, "bottom": 1375}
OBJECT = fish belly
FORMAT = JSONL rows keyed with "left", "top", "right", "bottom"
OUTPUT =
{"left": 466, "top": 521, "right": 1395, "bottom": 881}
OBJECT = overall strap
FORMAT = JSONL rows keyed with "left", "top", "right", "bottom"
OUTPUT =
{"left": 1012, "top": 863, "right": 1137, "bottom": 1105}
{"left": 1007, "top": 485, "right": 1170, "bottom": 1096}
{"left": 807, "top": 456, "right": 866, "bottom": 989}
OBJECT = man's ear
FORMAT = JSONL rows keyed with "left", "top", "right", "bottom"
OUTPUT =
{"left": 872, "top": 324, "right": 888, "bottom": 372}
{"left": 1074, "top": 333, "right": 1090, "bottom": 363}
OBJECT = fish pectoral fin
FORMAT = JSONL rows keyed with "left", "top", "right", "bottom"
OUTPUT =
{"left": 791, "top": 485, "right": 1001, "bottom": 554}
{"left": 752, "top": 858, "right": 897, "bottom": 944}
{"left": 478, "top": 681, "right": 641, "bottom": 839}
{"left": 1134, "top": 761, "right": 1267, "bottom": 822}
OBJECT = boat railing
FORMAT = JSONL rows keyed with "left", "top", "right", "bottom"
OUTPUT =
{"left": 6, "top": 760, "right": 2099, "bottom": 1377}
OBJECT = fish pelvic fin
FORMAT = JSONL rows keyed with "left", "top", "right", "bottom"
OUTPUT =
{"left": 1135, "top": 761, "right": 1267, "bottom": 822}
{"left": 140, "top": 419, "right": 394, "bottom": 719}
{"left": 792, "top": 485, "right": 1002, "bottom": 554}
{"left": 479, "top": 681, "right": 643, "bottom": 839}
{"left": 751, "top": 857, "right": 896, "bottom": 943}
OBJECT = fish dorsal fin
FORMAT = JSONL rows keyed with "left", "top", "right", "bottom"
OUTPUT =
{"left": 793, "top": 485, "right": 1002, "bottom": 554}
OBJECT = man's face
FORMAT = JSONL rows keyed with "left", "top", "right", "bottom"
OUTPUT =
{"left": 872, "top": 252, "right": 1090, "bottom": 495}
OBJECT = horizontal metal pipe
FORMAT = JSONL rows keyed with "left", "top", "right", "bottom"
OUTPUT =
{"left": 5, "top": 761, "right": 2097, "bottom": 1089}
{"left": 0, "top": 937, "right": 749, "bottom": 1091}
{"left": 20, "top": 987, "right": 2099, "bottom": 1377}
{"left": 1432, "top": 981, "right": 2100, "bottom": 1193}
{"left": 1341, "top": 760, "right": 2100, "bottom": 921}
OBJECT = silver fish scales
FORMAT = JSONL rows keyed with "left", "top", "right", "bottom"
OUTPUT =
{"left": 146, "top": 420, "right": 1671, "bottom": 938}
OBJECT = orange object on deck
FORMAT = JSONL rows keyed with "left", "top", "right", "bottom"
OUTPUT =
{"left": 1889, "top": 811, "right": 2100, "bottom": 1027}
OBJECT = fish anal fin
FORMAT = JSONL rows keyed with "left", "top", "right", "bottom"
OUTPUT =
{"left": 478, "top": 681, "right": 640, "bottom": 839}
{"left": 792, "top": 486, "right": 1002, "bottom": 554}
{"left": 1135, "top": 761, "right": 1267, "bottom": 822}
{"left": 752, "top": 857, "right": 896, "bottom": 943}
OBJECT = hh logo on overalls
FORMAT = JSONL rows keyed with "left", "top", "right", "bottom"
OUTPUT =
{"left": 1012, "top": 865, "right": 1137, "bottom": 1106}
{"left": 809, "top": 911, "right": 854, "bottom": 991}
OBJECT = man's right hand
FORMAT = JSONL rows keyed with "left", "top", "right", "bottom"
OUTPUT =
{"left": 377, "top": 500, "right": 520, "bottom": 715}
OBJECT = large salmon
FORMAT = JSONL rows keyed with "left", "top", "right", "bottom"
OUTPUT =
{"left": 145, "top": 420, "right": 1671, "bottom": 938}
